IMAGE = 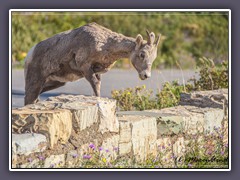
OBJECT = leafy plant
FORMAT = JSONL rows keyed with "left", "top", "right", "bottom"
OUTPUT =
{"left": 111, "top": 85, "right": 157, "bottom": 111}
{"left": 190, "top": 57, "right": 228, "bottom": 90}
{"left": 112, "top": 58, "right": 228, "bottom": 111}
{"left": 155, "top": 80, "right": 193, "bottom": 109}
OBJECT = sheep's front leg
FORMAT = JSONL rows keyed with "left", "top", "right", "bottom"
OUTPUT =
{"left": 84, "top": 67, "right": 101, "bottom": 96}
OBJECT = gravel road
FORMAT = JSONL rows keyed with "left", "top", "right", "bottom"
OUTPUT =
{"left": 12, "top": 69, "right": 198, "bottom": 108}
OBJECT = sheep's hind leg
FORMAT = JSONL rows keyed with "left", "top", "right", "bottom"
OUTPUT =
{"left": 84, "top": 68, "right": 101, "bottom": 97}
{"left": 24, "top": 80, "right": 45, "bottom": 105}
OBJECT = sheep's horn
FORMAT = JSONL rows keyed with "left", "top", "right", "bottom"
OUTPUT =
{"left": 154, "top": 34, "right": 161, "bottom": 46}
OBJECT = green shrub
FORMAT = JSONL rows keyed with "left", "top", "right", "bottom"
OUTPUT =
{"left": 190, "top": 57, "right": 228, "bottom": 90}
{"left": 111, "top": 85, "right": 157, "bottom": 111}
{"left": 112, "top": 58, "right": 228, "bottom": 111}
{"left": 111, "top": 81, "right": 192, "bottom": 111}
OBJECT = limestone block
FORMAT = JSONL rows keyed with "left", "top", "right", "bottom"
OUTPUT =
{"left": 157, "top": 115, "right": 185, "bottom": 136}
{"left": 179, "top": 89, "right": 228, "bottom": 109}
{"left": 12, "top": 133, "right": 47, "bottom": 156}
{"left": 118, "top": 115, "right": 157, "bottom": 161}
{"left": 12, "top": 109, "right": 72, "bottom": 148}
{"left": 146, "top": 105, "right": 224, "bottom": 136}
{"left": 149, "top": 107, "right": 205, "bottom": 135}
{"left": 24, "top": 97, "right": 99, "bottom": 133}
{"left": 119, "top": 142, "right": 132, "bottom": 155}
{"left": 97, "top": 99, "right": 119, "bottom": 133}
{"left": 119, "top": 120, "right": 132, "bottom": 143}
{"left": 46, "top": 95, "right": 119, "bottom": 133}
{"left": 202, "top": 108, "right": 224, "bottom": 134}
{"left": 62, "top": 102, "right": 98, "bottom": 132}
{"left": 178, "top": 106, "right": 224, "bottom": 134}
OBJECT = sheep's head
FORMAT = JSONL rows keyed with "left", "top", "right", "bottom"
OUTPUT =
{"left": 130, "top": 30, "right": 161, "bottom": 80}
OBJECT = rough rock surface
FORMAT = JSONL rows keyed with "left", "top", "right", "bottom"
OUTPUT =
{"left": 118, "top": 115, "right": 157, "bottom": 161}
{"left": 12, "top": 109, "right": 72, "bottom": 148}
{"left": 12, "top": 133, "right": 47, "bottom": 168}
{"left": 46, "top": 95, "right": 119, "bottom": 133}
{"left": 118, "top": 105, "right": 225, "bottom": 137}
{"left": 12, "top": 133, "right": 47, "bottom": 155}
{"left": 180, "top": 89, "right": 228, "bottom": 109}
{"left": 28, "top": 95, "right": 119, "bottom": 133}
{"left": 11, "top": 89, "right": 229, "bottom": 168}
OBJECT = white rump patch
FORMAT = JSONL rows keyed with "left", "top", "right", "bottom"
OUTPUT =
{"left": 24, "top": 45, "right": 36, "bottom": 78}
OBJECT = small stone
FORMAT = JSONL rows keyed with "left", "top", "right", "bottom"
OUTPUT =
{"left": 12, "top": 133, "right": 47, "bottom": 156}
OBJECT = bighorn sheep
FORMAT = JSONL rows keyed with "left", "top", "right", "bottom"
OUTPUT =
{"left": 24, "top": 22, "right": 161, "bottom": 105}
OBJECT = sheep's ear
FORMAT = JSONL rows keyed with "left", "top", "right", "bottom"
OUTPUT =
{"left": 154, "top": 34, "right": 161, "bottom": 46}
{"left": 135, "top": 34, "right": 143, "bottom": 50}
{"left": 146, "top": 30, "right": 155, "bottom": 45}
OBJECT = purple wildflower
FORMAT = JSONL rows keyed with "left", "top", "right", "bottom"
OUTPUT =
{"left": 107, "top": 162, "right": 112, "bottom": 167}
{"left": 224, "top": 143, "right": 228, "bottom": 148}
{"left": 113, "top": 147, "right": 119, "bottom": 152}
{"left": 207, "top": 151, "right": 212, "bottom": 155}
{"left": 72, "top": 154, "right": 78, "bottom": 158}
{"left": 192, "top": 135, "right": 197, "bottom": 140}
{"left": 162, "top": 145, "right": 166, "bottom": 150}
{"left": 221, "top": 151, "right": 225, "bottom": 155}
{"left": 219, "top": 134, "right": 224, "bottom": 139}
{"left": 27, "top": 158, "right": 32, "bottom": 162}
{"left": 83, "top": 155, "right": 91, "bottom": 159}
{"left": 89, "top": 143, "right": 95, "bottom": 150}
{"left": 153, "top": 158, "right": 157, "bottom": 163}
{"left": 50, "top": 164, "right": 55, "bottom": 168}
{"left": 214, "top": 126, "right": 220, "bottom": 131}
{"left": 99, "top": 147, "right": 103, "bottom": 151}
{"left": 38, "top": 155, "right": 44, "bottom": 161}
{"left": 188, "top": 163, "right": 193, "bottom": 168}
{"left": 106, "top": 149, "right": 109, "bottom": 153}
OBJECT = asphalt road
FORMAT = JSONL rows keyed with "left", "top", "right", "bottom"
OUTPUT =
{"left": 11, "top": 69, "right": 198, "bottom": 108}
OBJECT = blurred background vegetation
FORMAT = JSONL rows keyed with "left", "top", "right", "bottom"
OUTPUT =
{"left": 11, "top": 11, "right": 229, "bottom": 69}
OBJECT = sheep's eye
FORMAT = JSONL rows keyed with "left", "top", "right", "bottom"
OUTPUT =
{"left": 139, "top": 52, "right": 145, "bottom": 59}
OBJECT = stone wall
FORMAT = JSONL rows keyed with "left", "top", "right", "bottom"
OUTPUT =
{"left": 11, "top": 89, "right": 228, "bottom": 168}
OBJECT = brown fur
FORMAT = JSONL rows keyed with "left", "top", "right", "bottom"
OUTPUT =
{"left": 24, "top": 22, "right": 161, "bottom": 105}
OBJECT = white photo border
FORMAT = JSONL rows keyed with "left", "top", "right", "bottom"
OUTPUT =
{"left": 9, "top": 9, "right": 231, "bottom": 171}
